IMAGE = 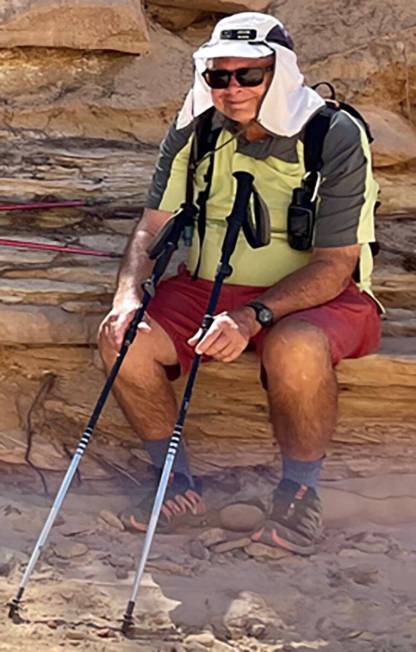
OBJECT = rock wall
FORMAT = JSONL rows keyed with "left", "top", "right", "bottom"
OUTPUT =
{"left": 0, "top": 210, "right": 415, "bottom": 481}
{"left": 0, "top": 1, "right": 150, "bottom": 53}
{"left": 0, "top": 1, "right": 416, "bottom": 480}
{"left": 0, "top": 0, "right": 414, "bottom": 210}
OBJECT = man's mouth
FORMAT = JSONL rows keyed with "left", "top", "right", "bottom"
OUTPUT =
{"left": 226, "top": 99, "right": 249, "bottom": 108}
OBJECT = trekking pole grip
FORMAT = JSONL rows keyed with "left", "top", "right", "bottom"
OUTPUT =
{"left": 220, "top": 172, "right": 254, "bottom": 261}
{"left": 232, "top": 171, "right": 254, "bottom": 214}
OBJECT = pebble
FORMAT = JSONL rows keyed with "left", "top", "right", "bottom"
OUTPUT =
{"left": 188, "top": 539, "right": 210, "bottom": 560}
{"left": 338, "top": 548, "right": 371, "bottom": 559}
{"left": 147, "top": 558, "right": 192, "bottom": 576}
{"left": 184, "top": 631, "right": 215, "bottom": 648}
{"left": 98, "top": 509, "right": 125, "bottom": 531}
{"left": 65, "top": 630, "right": 86, "bottom": 641}
{"left": 352, "top": 541, "right": 389, "bottom": 554}
{"left": 219, "top": 503, "right": 264, "bottom": 532}
{"left": 54, "top": 542, "right": 88, "bottom": 559}
{"left": 197, "top": 528, "right": 230, "bottom": 548}
{"left": 0, "top": 547, "right": 17, "bottom": 576}
{"left": 244, "top": 542, "right": 291, "bottom": 561}
{"left": 212, "top": 537, "right": 251, "bottom": 554}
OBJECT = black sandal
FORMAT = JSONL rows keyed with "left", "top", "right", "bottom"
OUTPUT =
{"left": 119, "top": 472, "right": 206, "bottom": 534}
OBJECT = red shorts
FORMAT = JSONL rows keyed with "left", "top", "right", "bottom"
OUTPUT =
{"left": 147, "top": 264, "right": 381, "bottom": 381}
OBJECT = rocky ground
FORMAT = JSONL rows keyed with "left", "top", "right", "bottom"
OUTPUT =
{"left": 1, "top": 463, "right": 416, "bottom": 652}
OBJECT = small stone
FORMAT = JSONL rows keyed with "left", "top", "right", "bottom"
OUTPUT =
{"left": 54, "top": 542, "right": 88, "bottom": 559}
{"left": 244, "top": 542, "right": 291, "bottom": 561}
{"left": 219, "top": 503, "right": 264, "bottom": 532}
{"left": 189, "top": 539, "right": 210, "bottom": 560}
{"left": 184, "top": 631, "right": 215, "bottom": 648}
{"left": 212, "top": 537, "right": 251, "bottom": 554}
{"left": 65, "top": 630, "right": 85, "bottom": 640}
{"left": 96, "top": 628, "right": 111, "bottom": 638}
{"left": 352, "top": 541, "right": 389, "bottom": 554}
{"left": 250, "top": 622, "right": 266, "bottom": 638}
{"left": 0, "top": 548, "right": 17, "bottom": 576}
{"left": 98, "top": 509, "right": 125, "bottom": 531}
{"left": 115, "top": 567, "right": 129, "bottom": 580}
{"left": 148, "top": 558, "right": 192, "bottom": 576}
{"left": 197, "top": 528, "right": 230, "bottom": 548}
{"left": 338, "top": 548, "right": 371, "bottom": 559}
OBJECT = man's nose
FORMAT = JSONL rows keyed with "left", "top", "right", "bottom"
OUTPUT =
{"left": 227, "top": 73, "right": 241, "bottom": 89}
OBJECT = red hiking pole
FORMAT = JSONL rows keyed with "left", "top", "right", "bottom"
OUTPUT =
{"left": 0, "top": 238, "right": 121, "bottom": 258}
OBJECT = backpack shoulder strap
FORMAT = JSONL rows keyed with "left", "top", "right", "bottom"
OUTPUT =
{"left": 303, "top": 104, "right": 334, "bottom": 175}
{"left": 187, "top": 107, "right": 222, "bottom": 279}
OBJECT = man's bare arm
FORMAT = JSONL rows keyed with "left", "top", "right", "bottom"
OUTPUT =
{"left": 250, "top": 244, "right": 360, "bottom": 325}
{"left": 113, "top": 208, "right": 173, "bottom": 308}
{"left": 100, "top": 208, "right": 173, "bottom": 349}
{"left": 190, "top": 244, "right": 360, "bottom": 360}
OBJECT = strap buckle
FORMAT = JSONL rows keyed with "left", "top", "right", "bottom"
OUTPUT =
{"left": 302, "top": 170, "right": 322, "bottom": 203}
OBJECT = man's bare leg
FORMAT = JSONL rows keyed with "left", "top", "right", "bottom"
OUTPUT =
{"left": 98, "top": 317, "right": 205, "bottom": 527}
{"left": 98, "top": 316, "right": 179, "bottom": 441}
{"left": 252, "top": 319, "right": 336, "bottom": 554}
{"left": 262, "top": 319, "right": 337, "bottom": 462}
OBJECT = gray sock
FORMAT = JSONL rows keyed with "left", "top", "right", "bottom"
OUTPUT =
{"left": 282, "top": 453, "right": 324, "bottom": 489}
{"left": 144, "top": 437, "right": 192, "bottom": 479}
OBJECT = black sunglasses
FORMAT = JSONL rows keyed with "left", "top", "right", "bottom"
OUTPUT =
{"left": 202, "top": 65, "right": 274, "bottom": 89}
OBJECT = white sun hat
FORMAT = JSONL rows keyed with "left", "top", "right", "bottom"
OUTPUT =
{"left": 177, "top": 12, "right": 324, "bottom": 137}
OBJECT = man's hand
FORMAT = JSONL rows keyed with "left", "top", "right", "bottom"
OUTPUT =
{"left": 99, "top": 296, "right": 151, "bottom": 350}
{"left": 188, "top": 307, "right": 260, "bottom": 363}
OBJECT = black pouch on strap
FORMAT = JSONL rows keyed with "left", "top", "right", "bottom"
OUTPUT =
{"left": 287, "top": 187, "right": 315, "bottom": 251}
{"left": 243, "top": 187, "right": 271, "bottom": 249}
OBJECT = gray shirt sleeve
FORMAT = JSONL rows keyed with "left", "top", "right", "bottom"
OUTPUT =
{"left": 314, "top": 110, "right": 369, "bottom": 247}
{"left": 146, "top": 118, "right": 194, "bottom": 209}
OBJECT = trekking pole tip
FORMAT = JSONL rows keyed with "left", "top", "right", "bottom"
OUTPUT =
{"left": 8, "top": 598, "right": 22, "bottom": 623}
{"left": 121, "top": 600, "right": 135, "bottom": 636}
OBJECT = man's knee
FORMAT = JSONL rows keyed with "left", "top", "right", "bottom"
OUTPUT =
{"left": 97, "top": 315, "right": 178, "bottom": 374}
{"left": 262, "top": 319, "right": 332, "bottom": 386}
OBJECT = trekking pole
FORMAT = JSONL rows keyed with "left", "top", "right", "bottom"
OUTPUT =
{"left": 0, "top": 200, "right": 85, "bottom": 212}
{"left": 0, "top": 238, "right": 121, "bottom": 258}
{"left": 8, "top": 202, "right": 197, "bottom": 623}
{"left": 121, "top": 171, "right": 254, "bottom": 635}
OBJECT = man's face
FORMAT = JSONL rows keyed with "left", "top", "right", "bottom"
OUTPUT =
{"left": 208, "top": 56, "right": 274, "bottom": 125}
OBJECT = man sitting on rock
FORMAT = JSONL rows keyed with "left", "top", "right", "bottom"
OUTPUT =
{"left": 98, "top": 12, "right": 382, "bottom": 555}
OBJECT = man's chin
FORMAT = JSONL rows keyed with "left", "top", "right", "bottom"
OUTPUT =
{"left": 223, "top": 108, "right": 255, "bottom": 124}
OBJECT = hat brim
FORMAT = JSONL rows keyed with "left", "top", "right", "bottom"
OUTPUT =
{"left": 194, "top": 41, "right": 274, "bottom": 63}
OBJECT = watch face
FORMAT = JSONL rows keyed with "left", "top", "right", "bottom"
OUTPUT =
{"left": 259, "top": 307, "right": 273, "bottom": 326}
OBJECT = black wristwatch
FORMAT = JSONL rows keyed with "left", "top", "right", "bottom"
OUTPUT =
{"left": 246, "top": 301, "right": 274, "bottom": 328}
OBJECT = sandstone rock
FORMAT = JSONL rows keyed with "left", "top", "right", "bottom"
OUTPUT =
{"left": 149, "top": 0, "right": 271, "bottom": 13}
{"left": 0, "top": 1, "right": 150, "bottom": 54}
{"left": 244, "top": 542, "right": 291, "bottom": 561}
{"left": 376, "top": 171, "right": 416, "bottom": 215}
{"left": 0, "top": 22, "right": 192, "bottom": 146}
{"left": 54, "top": 542, "right": 88, "bottom": 559}
{"left": 212, "top": 537, "right": 251, "bottom": 554}
{"left": 188, "top": 539, "right": 210, "bottom": 560}
{"left": 0, "top": 304, "right": 101, "bottom": 345}
{"left": 270, "top": 0, "right": 416, "bottom": 120}
{"left": 0, "top": 547, "right": 19, "bottom": 576}
{"left": 183, "top": 632, "right": 215, "bottom": 648}
{"left": 98, "top": 509, "right": 125, "bottom": 531}
{"left": 0, "top": 278, "right": 109, "bottom": 305}
{"left": 148, "top": 5, "right": 203, "bottom": 31}
{"left": 197, "top": 528, "right": 230, "bottom": 547}
{"left": 223, "top": 590, "right": 286, "bottom": 640}
{"left": 6, "top": 266, "right": 118, "bottom": 289}
{"left": 219, "top": 503, "right": 265, "bottom": 532}
{"left": 358, "top": 107, "right": 416, "bottom": 168}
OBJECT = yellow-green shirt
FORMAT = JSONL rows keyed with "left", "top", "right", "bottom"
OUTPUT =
{"left": 147, "top": 108, "right": 379, "bottom": 299}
